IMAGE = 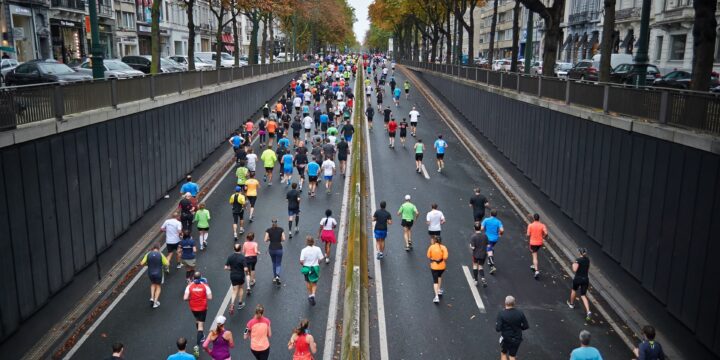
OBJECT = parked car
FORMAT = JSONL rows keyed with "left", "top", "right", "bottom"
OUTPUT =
{"left": 554, "top": 62, "right": 573, "bottom": 78}
{"left": 591, "top": 53, "right": 633, "bottom": 71}
{"left": 492, "top": 59, "right": 512, "bottom": 71}
{"left": 4, "top": 59, "right": 92, "bottom": 86}
{"left": 195, "top": 52, "right": 244, "bottom": 68}
{"left": 169, "top": 55, "right": 215, "bottom": 70}
{"left": 567, "top": 60, "right": 598, "bottom": 81}
{"left": 121, "top": 55, "right": 183, "bottom": 73}
{"left": 1, "top": 58, "right": 20, "bottom": 85}
{"left": 652, "top": 70, "right": 720, "bottom": 90}
{"left": 529, "top": 61, "right": 543, "bottom": 75}
{"left": 75, "top": 59, "right": 144, "bottom": 79}
{"left": 609, "top": 63, "right": 661, "bottom": 84}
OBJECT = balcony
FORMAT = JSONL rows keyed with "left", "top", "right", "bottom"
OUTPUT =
{"left": 97, "top": 3, "right": 113, "bottom": 17}
{"left": 653, "top": 6, "right": 694, "bottom": 26}
{"left": 51, "top": 0, "right": 85, "bottom": 11}
{"left": 615, "top": 7, "right": 641, "bottom": 21}
{"left": 568, "top": 11, "right": 600, "bottom": 25}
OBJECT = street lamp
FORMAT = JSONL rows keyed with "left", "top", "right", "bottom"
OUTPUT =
{"left": 633, "top": 0, "right": 651, "bottom": 86}
{"left": 87, "top": 0, "right": 105, "bottom": 79}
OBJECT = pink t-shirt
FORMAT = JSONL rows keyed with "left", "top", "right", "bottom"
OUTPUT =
{"left": 243, "top": 241, "right": 259, "bottom": 257}
{"left": 246, "top": 316, "right": 271, "bottom": 351}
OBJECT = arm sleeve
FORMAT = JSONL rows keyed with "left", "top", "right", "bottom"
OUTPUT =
{"left": 141, "top": 253, "right": 148, "bottom": 265}
{"left": 161, "top": 254, "right": 169, "bottom": 266}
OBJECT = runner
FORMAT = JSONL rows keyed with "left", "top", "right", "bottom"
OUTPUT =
{"left": 340, "top": 119, "right": 355, "bottom": 142}
{"left": 526, "top": 213, "right": 548, "bottom": 280}
{"left": 183, "top": 271, "right": 212, "bottom": 350}
{"left": 225, "top": 243, "right": 247, "bottom": 315}
{"left": 567, "top": 247, "right": 593, "bottom": 321}
{"left": 433, "top": 134, "right": 448, "bottom": 172}
{"left": 318, "top": 209, "right": 337, "bottom": 264}
{"left": 180, "top": 230, "right": 197, "bottom": 283}
{"left": 481, "top": 209, "right": 504, "bottom": 274}
{"left": 281, "top": 149, "right": 294, "bottom": 186}
{"left": 266, "top": 117, "right": 278, "bottom": 147}
{"left": 294, "top": 142, "right": 309, "bottom": 191}
{"left": 365, "top": 105, "right": 375, "bottom": 130}
{"left": 469, "top": 223, "right": 489, "bottom": 287}
{"left": 393, "top": 86, "right": 402, "bottom": 107}
{"left": 178, "top": 193, "right": 195, "bottom": 233}
{"left": 202, "top": 316, "right": 234, "bottom": 360}
{"left": 389, "top": 77, "right": 397, "bottom": 94}
{"left": 246, "top": 148, "right": 258, "bottom": 177}
{"left": 633, "top": 325, "right": 666, "bottom": 360}
{"left": 307, "top": 156, "right": 320, "bottom": 197}
{"left": 260, "top": 145, "right": 277, "bottom": 184}
{"left": 245, "top": 304, "right": 272, "bottom": 360}
{"left": 287, "top": 319, "right": 318, "bottom": 359}
{"left": 382, "top": 106, "right": 392, "bottom": 129}
{"left": 161, "top": 212, "right": 183, "bottom": 269}
{"left": 229, "top": 131, "right": 244, "bottom": 151}
{"left": 336, "top": 137, "right": 350, "bottom": 176}
{"left": 140, "top": 244, "right": 169, "bottom": 309}
{"left": 469, "top": 187, "right": 490, "bottom": 225}
{"left": 168, "top": 337, "right": 195, "bottom": 359}
{"left": 291, "top": 116, "right": 303, "bottom": 147}
{"left": 300, "top": 236, "right": 324, "bottom": 306}
{"left": 427, "top": 235, "right": 448, "bottom": 304}
{"left": 397, "top": 195, "right": 419, "bottom": 251}
{"left": 286, "top": 182, "right": 301, "bottom": 237}
{"left": 570, "top": 330, "right": 603, "bottom": 360}
{"left": 321, "top": 157, "right": 336, "bottom": 194}
{"left": 426, "top": 203, "right": 446, "bottom": 238}
{"left": 387, "top": 118, "right": 397, "bottom": 148}
{"left": 495, "top": 295, "right": 529, "bottom": 360}
{"left": 302, "top": 113, "right": 313, "bottom": 142}
{"left": 414, "top": 139, "right": 425, "bottom": 173}
{"left": 264, "top": 219, "right": 286, "bottom": 285}
{"left": 236, "top": 161, "right": 249, "bottom": 190}
{"left": 372, "top": 201, "right": 392, "bottom": 260}
{"left": 326, "top": 124, "right": 339, "bottom": 144}
{"left": 319, "top": 111, "right": 330, "bottom": 135}
{"left": 243, "top": 232, "right": 259, "bottom": 294}
{"left": 229, "top": 186, "right": 247, "bottom": 240}
{"left": 409, "top": 106, "right": 420, "bottom": 137}
{"left": 180, "top": 175, "right": 199, "bottom": 197}
{"left": 257, "top": 117, "right": 267, "bottom": 147}
{"left": 403, "top": 80, "right": 411, "bottom": 99}
{"left": 396, "top": 118, "right": 408, "bottom": 147}
{"left": 376, "top": 89, "right": 384, "bottom": 113}
{"left": 244, "top": 118, "right": 254, "bottom": 145}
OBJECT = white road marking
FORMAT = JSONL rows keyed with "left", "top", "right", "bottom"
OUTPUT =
{"left": 421, "top": 164, "right": 430, "bottom": 179}
{"left": 209, "top": 285, "right": 234, "bottom": 331}
{"left": 461, "top": 266, "right": 486, "bottom": 313}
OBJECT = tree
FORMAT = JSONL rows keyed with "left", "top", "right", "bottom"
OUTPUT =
{"left": 179, "top": 0, "right": 197, "bottom": 70}
{"left": 209, "top": 0, "right": 235, "bottom": 68}
{"left": 510, "top": 0, "right": 521, "bottom": 72}
{"left": 599, "top": 0, "right": 615, "bottom": 82}
{"left": 691, "top": 0, "right": 717, "bottom": 91}
{"left": 150, "top": 0, "right": 161, "bottom": 73}
{"left": 455, "top": 0, "right": 483, "bottom": 63}
{"left": 488, "top": 0, "right": 499, "bottom": 65}
{"left": 518, "top": 0, "right": 565, "bottom": 76}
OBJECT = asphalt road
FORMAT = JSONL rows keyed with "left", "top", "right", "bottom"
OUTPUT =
{"left": 366, "top": 67, "right": 632, "bottom": 359}
{"left": 69, "top": 101, "right": 348, "bottom": 359}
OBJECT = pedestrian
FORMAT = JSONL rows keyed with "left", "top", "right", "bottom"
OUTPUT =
{"left": 427, "top": 235, "right": 448, "bottom": 303}
{"left": 365, "top": 105, "right": 375, "bottom": 130}
{"left": 261, "top": 145, "right": 277, "bottom": 184}
{"left": 229, "top": 131, "right": 244, "bottom": 150}
{"left": 318, "top": 209, "right": 338, "bottom": 264}
{"left": 321, "top": 157, "right": 336, "bottom": 194}
{"left": 286, "top": 182, "right": 301, "bottom": 237}
{"left": 567, "top": 247, "right": 593, "bottom": 321}
{"left": 258, "top": 118, "right": 267, "bottom": 147}
{"left": 387, "top": 118, "right": 397, "bottom": 148}
{"left": 180, "top": 230, "right": 198, "bottom": 283}
{"left": 307, "top": 156, "right": 320, "bottom": 197}
{"left": 403, "top": 80, "right": 411, "bottom": 99}
{"left": 426, "top": 203, "right": 446, "bottom": 238}
{"left": 225, "top": 243, "right": 247, "bottom": 315}
{"left": 245, "top": 173, "right": 260, "bottom": 223}
{"left": 295, "top": 141, "right": 309, "bottom": 190}
{"left": 141, "top": 244, "right": 168, "bottom": 309}
{"left": 633, "top": 325, "right": 665, "bottom": 360}
{"left": 340, "top": 119, "right": 355, "bottom": 142}
{"left": 237, "top": 160, "right": 250, "bottom": 190}
{"left": 105, "top": 342, "right": 124, "bottom": 360}
{"left": 337, "top": 137, "right": 350, "bottom": 176}
{"left": 527, "top": 213, "right": 548, "bottom": 280}
{"left": 184, "top": 271, "right": 212, "bottom": 349}
{"left": 300, "top": 235, "right": 324, "bottom": 305}
{"left": 393, "top": 86, "right": 402, "bottom": 107}
{"left": 398, "top": 118, "right": 408, "bottom": 147}
{"left": 243, "top": 232, "right": 259, "bottom": 294}
{"left": 245, "top": 118, "right": 254, "bottom": 144}
{"left": 382, "top": 105, "right": 392, "bottom": 129}
{"left": 203, "top": 316, "right": 234, "bottom": 360}
{"left": 193, "top": 203, "right": 211, "bottom": 250}
{"left": 287, "top": 319, "right": 318, "bottom": 360}
{"left": 282, "top": 149, "right": 294, "bottom": 186}
{"left": 481, "top": 209, "right": 504, "bottom": 274}
{"left": 469, "top": 187, "right": 490, "bottom": 225}
{"left": 229, "top": 186, "right": 247, "bottom": 240}
{"left": 376, "top": 89, "right": 384, "bottom": 113}
{"left": 179, "top": 193, "right": 195, "bottom": 232}
{"left": 409, "top": 107, "right": 420, "bottom": 137}
{"left": 245, "top": 304, "right": 272, "bottom": 360}
{"left": 496, "top": 295, "right": 529, "bottom": 360}
{"left": 433, "top": 134, "right": 448, "bottom": 172}
{"left": 469, "top": 223, "right": 489, "bottom": 287}
{"left": 570, "top": 330, "right": 603, "bottom": 360}
{"left": 303, "top": 113, "right": 314, "bottom": 141}
{"left": 372, "top": 201, "right": 393, "bottom": 260}
{"left": 414, "top": 139, "right": 425, "bottom": 173}
{"left": 167, "top": 337, "right": 195, "bottom": 360}
{"left": 161, "top": 212, "right": 183, "bottom": 269}
{"left": 397, "top": 195, "right": 419, "bottom": 251}
{"left": 264, "top": 219, "right": 286, "bottom": 285}
{"left": 180, "top": 175, "right": 200, "bottom": 197}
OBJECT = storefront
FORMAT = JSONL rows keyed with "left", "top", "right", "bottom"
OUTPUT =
{"left": 116, "top": 34, "right": 138, "bottom": 57}
{"left": 137, "top": 24, "right": 151, "bottom": 55}
{"left": 50, "top": 18, "right": 85, "bottom": 64}
{"left": 97, "top": 23, "right": 114, "bottom": 59}
{"left": 8, "top": 4, "right": 51, "bottom": 62}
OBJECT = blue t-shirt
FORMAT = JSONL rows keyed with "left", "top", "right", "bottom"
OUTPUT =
{"left": 180, "top": 238, "right": 195, "bottom": 260}
{"left": 168, "top": 352, "right": 196, "bottom": 360}
{"left": 570, "top": 346, "right": 603, "bottom": 360}
{"left": 180, "top": 182, "right": 199, "bottom": 197}
{"left": 295, "top": 84, "right": 302, "bottom": 95}
{"left": 481, "top": 217, "right": 503, "bottom": 242}
{"left": 393, "top": 88, "right": 402, "bottom": 98}
{"left": 282, "top": 154, "right": 294, "bottom": 170}
{"left": 434, "top": 139, "right": 447, "bottom": 154}
{"left": 307, "top": 162, "right": 320, "bottom": 176}
{"left": 320, "top": 114, "right": 329, "bottom": 123}
{"left": 231, "top": 135, "right": 242, "bottom": 147}
{"left": 302, "top": 105, "right": 310, "bottom": 113}
{"left": 278, "top": 138, "right": 290, "bottom": 148}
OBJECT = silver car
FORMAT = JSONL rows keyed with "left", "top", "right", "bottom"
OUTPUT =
{"left": 1, "top": 58, "right": 20, "bottom": 85}
{"left": 169, "top": 55, "right": 215, "bottom": 71}
{"left": 76, "top": 59, "right": 145, "bottom": 79}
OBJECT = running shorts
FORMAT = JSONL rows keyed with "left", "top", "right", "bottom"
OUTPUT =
{"left": 436, "top": 153, "right": 445, "bottom": 159}
{"left": 320, "top": 229, "right": 337, "bottom": 244}
{"left": 166, "top": 243, "right": 179, "bottom": 253}
{"left": 415, "top": 153, "right": 424, "bottom": 161}
{"left": 401, "top": 219, "right": 414, "bottom": 228}
{"left": 388, "top": 131, "right": 396, "bottom": 138}
{"left": 501, "top": 339, "right": 522, "bottom": 357}
{"left": 283, "top": 167, "right": 293, "bottom": 175}
{"left": 269, "top": 132, "right": 276, "bottom": 138}
{"left": 192, "top": 310, "right": 207, "bottom": 322}
{"left": 309, "top": 175, "right": 318, "bottom": 183}
{"left": 472, "top": 256, "right": 486, "bottom": 264}
{"left": 293, "top": 132, "right": 300, "bottom": 139}
{"left": 245, "top": 256, "right": 257, "bottom": 271}
{"left": 321, "top": 123, "right": 328, "bottom": 131}
{"left": 410, "top": 121, "right": 418, "bottom": 127}
{"left": 181, "top": 258, "right": 196, "bottom": 267}
{"left": 530, "top": 245, "right": 542, "bottom": 253}
{"left": 405, "top": 89, "right": 409, "bottom": 94}
{"left": 296, "top": 166, "right": 306, "bottom": 177}
{"left": 248, "top": 196, "right": 257, "bottom": 207}
{"left": 473, "top": 212, "right": 485, "bottom": 222}
{"left": 305, "top": 128, "right": 311, "bottom": 133}
{"left": 338, "top": 154, "right": 348, "bottom": 161}
{"left": 400, "top": 129, "right": 407, "bottom": 137}
{"left": 345, "top": 135, "right": 352, "bottom": 142}
{"left": 288, "top": 208, "right": 300, "bottom": 216}
{"left": 231, "top": 274, "right": 245, "bottom": 286}
{"left": 572, "top": 277, "right": 589, "bottom": 295}
{"left": 197, "top": 227, "right": 209, "bottom": 231}
{"left": 431, "top": 269, "right": 445, "bottom": 283}
{"left": 374, "top": 229, "right": 387, "bottom": 239}
{"left": 324, "top": 175, "right": 333, "bottom": 181}
{"left": 428, "top": 230, "right": 441, "bottom": 237}
{"left": 233, "top": 212, "right": 244, "bottom": 223}
{"left": 149, "top": 272, "right": 163, "bottom": 285}
{"left": 394, "top": 95, "right": 400, "bottom": 100}
{"left": 486, "top": 241, "right": 497, "bottom": 252}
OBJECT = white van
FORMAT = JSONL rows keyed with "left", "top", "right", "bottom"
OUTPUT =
{"left": 591, "top": 53, "right": 633, "bottom": 70}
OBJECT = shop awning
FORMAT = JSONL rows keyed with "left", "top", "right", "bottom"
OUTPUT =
{"left": 0, "top": 46, "right": 15, "bottom": 53}
{"left": 222, "top": 33, "right": 234, "bottom": 53}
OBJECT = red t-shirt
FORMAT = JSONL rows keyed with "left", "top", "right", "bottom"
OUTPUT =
{"left": 388, "top": 121, "right": 398, "bottom": 132}
{"left": 185, "top": 282, "right": 211, "bottom": 312}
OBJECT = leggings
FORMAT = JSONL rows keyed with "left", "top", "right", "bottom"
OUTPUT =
{"left": 259, "top": 131, "right": 266, "bottom": 143}
{"left": 269, "top": 248, "right": 283, "bottom": 277}
{"left": 251, "top": 348, "right": 270, "bottom": 360}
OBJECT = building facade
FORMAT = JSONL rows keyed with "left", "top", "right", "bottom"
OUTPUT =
{"left": 1, "top": 0, "right": 52, "bottom": 62}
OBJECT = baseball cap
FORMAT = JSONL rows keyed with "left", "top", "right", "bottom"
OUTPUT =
{"left": 215, "top": 315, "right": 226, "bottom": 325}
{"left": 235, "top": 186, "right": 242, "bottom": 192}
{"left": 404, "top": 195, "right": 411, "bottom": 200}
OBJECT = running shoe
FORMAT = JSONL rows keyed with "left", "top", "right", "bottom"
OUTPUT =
{"left": 481, "top": 278, "right": 488, "bottom": 288}
{"left": 325, "top": 257, "right": 330, "bottom": 264}
{"left": 489, "top": 266, "right": 497, "bottom": 275}
{"left": 289, "top": 233, "right": 293, "bottom": 239}
{"left": 585, "top": 312, "right": 592, "bottom": 321}
{"left": 153, "top": 301, "right": 160, "bottom": 309}
{"left": 193, "top": 345, "right": 200, "bottom": 357}
{"left": 249, "top": 217, "right": 254, "bottom": 223}
{"left": 176, "top": 263, "right": 183, "bottom": 269}
{"left": 239, "top": 227, "right": 245, "bottom": 234}
{"left": 433, "top": 295, "right": 439, "bottom": 303}
{"left": 203, "top": 240, "right": 208, "bottom": 249}
{"left": 250, "top": 279, "right": 256, "bottom": 287}
{"left": 438, "top": 289, "right": 444, "bottom": 296}
{"left": 275, "top": 276, "right": 281, "bottom": 285}
{"left": 474, "top": 279, "right": 478, "bottom": 286}
{"left": 238, "top": 302, "right": 246, "bottom": 310}
{"left": 566, "top": 300, "right": 575, "bottom": 309}
{"left": 534, "top": 271, "right": 540, "bottom": 280}
{"left": 149, "top": 298, "right": 154, "bottom": 308}
{"left": 530, "top": 265, "right": 535, "bottom": 272}
{"left": 295, "top": 228, "right": 299, "bottom": 234}
{"left": 404, "top": 245, "right": 410, "bottom": 251}
{"left": 376, "top": 252, "right": 381, "bottom": 260}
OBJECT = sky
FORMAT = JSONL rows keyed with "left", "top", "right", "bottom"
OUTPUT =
{"left": 349, "top": 0, "right": 372, "bottom": 44}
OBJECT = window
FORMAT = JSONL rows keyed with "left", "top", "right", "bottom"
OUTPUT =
{"left": 122, "top": 12, "right": 136, "bottom": 29}
{"left": 669, "top": 34, "right": 686, "bottom": 60}
{"left": 116, "top": 10, "right": 122, "bottom": 22}
{"left": 654, "top": 36, "right": 663, "bottom": 61}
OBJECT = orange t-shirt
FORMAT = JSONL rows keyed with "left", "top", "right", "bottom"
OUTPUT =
{"left": 247, "top": 316, "right": 271, "bottom": 351}
{"left": 245, "top": 122, "right": 254, "bottom": 132}
{"left": 275, "top": 103, "right": 283, "bottom": 113}
{"left": 527, "top": 221, "right": 547, "bottom": 246}
{"left": 245, "top": 178, "right": 259, "bottom": 197}
{"left": 266, "top": 121, "right": 278, "bottom": 134}
{"left": 426, "top": 243, "right": 448, "bottom": 270}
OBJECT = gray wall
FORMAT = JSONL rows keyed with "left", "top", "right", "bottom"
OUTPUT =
{"left": 416, "top": 71, "right": 720, "bottom": 356}
{"left": 0, "top": 73, "right": 295, "bottom": 341}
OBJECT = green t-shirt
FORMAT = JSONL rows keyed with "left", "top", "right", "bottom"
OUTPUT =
{"left": 404, "top": 82, "right": 410, "bottom": 90}
{"left": 261, "top": 149, "right": 277, "bottom": 168}
{"left": 415, "top": 143, "right": 424, "bottom": 154}
{"left": 327, "top": 127, "right": 339, "bottom": 136}
{"left": 194, "top": 209, "right": 211, "bottom": 228}
{"left": 236, "top": 166, "right": 249, "bottom": 185}
{"left": 398, "top": 202, "right": 418, "bottom": 221}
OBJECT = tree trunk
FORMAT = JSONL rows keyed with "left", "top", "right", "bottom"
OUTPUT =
{"left": 268, "top": 12, "right": 274, "bottom": 62}
{"left": 186, "top": 0, "right": 196, "bottom": 71}
{"left": 232, "top": 9, "right": 240, "bottom": 67}
{"left": 456, "top": 11, "right": 463, "bottom": 63}
{"left": 413, "top": 26, "right": 419, "bottom": 60}
{"left": 150, "top": 0, "right": 161, "bottom": 74}
{"left": 467, "top": 3, "right": 475, "bottom": 61}
{"left": 249, "top": 13, "right": 259, "bottom": 64}
{"left": 431, "top": 33, "right": 439, "bottom": 62}
{"left": 261, "top": 14, "right": 268, "bottom": 64}
{"left": 510, "top": 0, "right": 521, "bottom": 71}
{"left": 691, "top": 0, "right": 717, "bottom": 91}
{"left": 599, "top": 0, "right": 616, "bottom": 82}
{"left": 488, "top": 0, "right": 499, "bottom": 65}
{"left": 445, "top": 8, "right": 452, "bottom": 63}
{"left": 215, "top": 20, "right": 223, "bottom": 69}
{"left": 541, "top": 14, "right": 562, "bottom": 76}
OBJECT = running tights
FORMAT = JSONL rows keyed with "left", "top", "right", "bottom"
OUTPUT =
{"left": 251, "top": 348, "right": 270, "bottom": 360}
{"left": 269, "top": 249, "right": 283, "bottom": 277}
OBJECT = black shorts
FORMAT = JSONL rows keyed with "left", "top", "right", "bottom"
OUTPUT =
{"left": 265, "top": 166, "right": 274, "bottom": 172}
{"left": 296, "top": 166, "right": 306, "bottom": 176}
{"left": 197, "top": 227, "right": 209, "bottom": 231}
{"left": 338, "top": 154, "right": 348, "bottom": 161}
{"left": 530, "top": 245, "right": 542, "bottom": 253}
{"left": 309, "top": 175, "right": 318, "bottom": 183}
{"left": 401, "top": 219, "right": 414, "bottom": 228}
{"left": 233, "top": 212, "right": 244, "bottom": 223}
{"left": 472, "top": 256, "right": 486, "bottom": 265}
{"left": 572, "top": 278, "right": 589, "bottom": 295}
{"left": 231, "top": 274, "right": 245, "bottom": 286}
{"left": 415, "top": 153, "right": 424, "bottom": 161}
{"left": 405, "top": 89, "right": 409, "bottom": 93}
{"left": 245, "top": 256, "right": 257, "bottom": 271}
{"left": 166, "top": 243, "right": 179, "bottom": 253}
{"left": 436, "top": 153, "right": 445, "bottom": 159}
{"left": 192, "top": 310, "right": 207, "bottom": 322}
{"left": 321, "top": 123, "right": 328, "bottom": 131}
{"left": 431, "top": 269, "right": 445, "bottom": 283}
{"left": 501, "top": 339, "right": 521, "bottom": 357}
{"left": 388, "top": 131, "right": 396, "bottom": 138}
{"left": 400, "top": 129, "right": 407, "bottom": 138}
{"left": 268, "top": 133, "right": 276, "bottom": 138}
{"left": 473, "top": 212, "right": 485, "bottom": 222}
{"left": 428, "top": 230, "right": 441, "bottom": 237}
{"left": 293, "top": 132, "right": 300, "bottom": 139}
{"left": 149, "top": 272, "right": 163, "bottom": 285}
{"left": 383, "top": 118, "right": 390, "bottom": 123}
{"left": 305, "top": 128, "right": 311, "bottom": 133}
{"left": 248, "top": 196, "right": 257, "bottom": 207}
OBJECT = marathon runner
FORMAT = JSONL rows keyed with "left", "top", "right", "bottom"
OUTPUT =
{"left": 426, "top": 203, "right": 446, "bottom": 238}
{"left": 433, "top": 134, "right": 448, "bottom": 173}
{"left": 372, "top": 201, "right": 392, "bottom": 260}
{"left": 393, "top": 86, "right": 402, "bottom": 107}
{"left": 409, "top": 106, "right": 420, "bottom": 137}
{"left": 302, "top": 113, "right": 313, "bottom": 142}
{"left": 469, "top": 188, "right": 490, "bottom": 225}
{"left": 398, "top": 118, "right": 408, "bottom": 147}
{"left": 180, "top": 230, "right": 197, "bottom": 283}
{"left": 286, "top": 182, "right": 301, "bottom": 238}
{"left": 260, "top": 145, "right": 277, "bottom": 184}
{"left": 266, "top": 117, "right": 278, "bottom": 147}
{"left": 242, "top": 233, "right": 259, "bottom": 294}
{"left": 180, "top": 175, "right": 199, "bottom": 197}
{"left": 336, "top": 137, "right": 350, "bottom": 176}
{"left": 318, "top": 209, "right": 338, "bottom": 264}
{"left": 567, "top": 248, "right": 593, "bottom": 321}
{"left": 226, "top": 242, "right": 247, "bottom": 314}
{"left": 382, "top": 106, "right": 392, "bottom": 129}
{"left": 469, "top": 223, "right": 489, "bottom": 287}
{"left": 307, "top": 157, "right": 320, "bottom": 198}
{"left": 397, "top": 195, "right": 419, "bottom": 251}
{"left": 161, "top": 212, "right": 183, "bottom": 269}
{"left": 300, "top": 236, "right": 324, "bottom": 306}
{"left": 193, "top": 203, "right": 211, "bottom": 250}
{"left": 140, "top": 244, "right": 169, "bottom": 309}
{"left": 294, "top": 142, "right": 309, "bottom": 191}
{"left": 403, "top": 80, "right": 411, "bottom": 99}
{"left": 365, "top": 105, "right": 375, "bottom": 130}
{"left": 183, "top": 271, "right": 212, "bottom": 350}
{"left": 321, "top": 157, "right": 336, "bottom": 194}
{"left": 281, "top": 149, "right": 294, "bottom": 187}
{"left": 527, "top": 213, "right": 548, "bottom": 280}
{"left": 387, "top": 118, "right": 397, "bottom": 148}
{"left": 414, "top": 139, "right": 425, "bottom": 173}
{"left": 481, "top": 209, "right": 504, "bottom": 274}
{"left": 245, "top": 173, "right": 259, "bottom": 222}
{"left": 229, "top": 186, "right": 247, "bottom": 240}
{"left": 264, "top": 219, "right": 285, "bottom": 285}
{"left": 427, "top": 235, "right": 448, "bottom": 304}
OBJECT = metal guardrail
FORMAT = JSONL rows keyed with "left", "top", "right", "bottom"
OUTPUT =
{"left": 400, "top": 60, "right": 720, "bottom": 135}
{"left": 0, "top": 61, "right": 307, "bottom": 131}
